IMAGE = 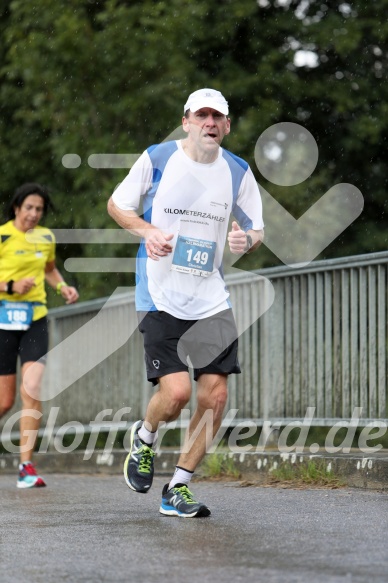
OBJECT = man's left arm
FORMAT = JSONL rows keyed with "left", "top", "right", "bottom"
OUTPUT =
{"left": 229, "top": 165, "right": 264, "bottom": 255}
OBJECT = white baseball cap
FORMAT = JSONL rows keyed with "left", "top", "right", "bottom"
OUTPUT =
{"left": 184, "top": 88, "right": 229, "bottom": 115}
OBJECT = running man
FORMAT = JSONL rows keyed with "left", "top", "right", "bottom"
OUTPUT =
{"left": 107, "top": 88, "right": 264, "bottom": 517}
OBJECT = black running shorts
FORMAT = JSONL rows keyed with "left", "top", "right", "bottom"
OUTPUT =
{"left": 0, "top": 316, "right": 49, "bottom": 375}
{"left": 137, "top": 309, "right": 241, "bottom": 384}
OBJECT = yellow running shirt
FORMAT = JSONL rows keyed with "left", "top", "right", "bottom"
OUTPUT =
{"left": 0, "top": 220, "right": 56, "bottom": 320}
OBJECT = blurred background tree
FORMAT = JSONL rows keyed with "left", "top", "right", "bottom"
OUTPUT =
{"left": 0, "top": 0, "right": 386, "bottom": 301}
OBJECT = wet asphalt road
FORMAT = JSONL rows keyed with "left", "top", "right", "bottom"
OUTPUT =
{"left": 1, "top": 474, "right": 387, "bottom": 583}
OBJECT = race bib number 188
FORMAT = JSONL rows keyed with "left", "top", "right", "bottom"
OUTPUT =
{"left": 0, "top": 301, "right": 34, "bottom": 330}
{"left": 171, "top": 235, "right": 216, "bottom": 277}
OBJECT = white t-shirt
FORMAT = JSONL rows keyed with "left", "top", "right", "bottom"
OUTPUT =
{"left": 112, "top": 140, "right": 264, "bottom": 319}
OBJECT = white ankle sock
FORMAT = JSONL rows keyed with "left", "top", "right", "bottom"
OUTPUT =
{"left": 138, "top": 423, "right": 158, "bottom": 446}
{"left": 169, "top": 466, "right": 194, "bottom": 490}
{"left": 20, "top": 461, "right": 31, "bottom": 469}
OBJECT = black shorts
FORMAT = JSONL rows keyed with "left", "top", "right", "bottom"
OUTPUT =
{"left": 0, "top": 317, "right": 49, "bottom": 375}
{"left": 138, "top": 309, "right": 241, "bottom": 385}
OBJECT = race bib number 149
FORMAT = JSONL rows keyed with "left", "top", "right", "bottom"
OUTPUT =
{"left": 171, "top": 235, "right": 216, "bottom": 277}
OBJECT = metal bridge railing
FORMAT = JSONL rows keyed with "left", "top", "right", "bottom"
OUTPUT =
{"left": 1, "top": 250, "right": 387, "bottom": 444}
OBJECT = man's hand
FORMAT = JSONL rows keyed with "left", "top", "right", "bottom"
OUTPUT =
{"left": 144, "top": 229, "right": 174, "bottom": 260}
{"left": 228, "top": 221, "right": 248, "bottom": 255}
{"left": 107, "top": 198, "right": 174, "bottom": 261}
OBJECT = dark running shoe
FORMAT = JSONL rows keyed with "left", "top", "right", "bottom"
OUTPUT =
{"left": 123, "top": 420, "right": 155, "bottom": 493}
{"left": 159, "top": 483, "right": 211, "bottom": 518}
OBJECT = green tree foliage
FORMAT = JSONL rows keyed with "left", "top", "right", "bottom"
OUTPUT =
{"left": 0, "top": 0, "right": 386, "bottom": 299}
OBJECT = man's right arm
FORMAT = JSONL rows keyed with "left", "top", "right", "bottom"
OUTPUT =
{"left": 107, "top": 197, "right": 174, "bottom": 260}
{"left": 107, "top": 197, "right": 154, "bottom": 237}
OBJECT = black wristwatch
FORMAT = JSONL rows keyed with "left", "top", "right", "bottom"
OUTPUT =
{"left": 244, "top": 234, "right": 253, "bottom": 253}
{"left": 6, "top": 280, "right": 14, "bottom": 295}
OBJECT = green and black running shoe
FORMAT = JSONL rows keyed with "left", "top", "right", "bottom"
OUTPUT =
{"left": 123, "top": 420, "right": 155, "bottom": 493}
{"left": 159, "top": 483, "right": 211, "bottom": 518}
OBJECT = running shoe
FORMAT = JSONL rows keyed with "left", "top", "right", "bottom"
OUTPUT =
{"left": 17, "top": 462, "right": 46, "bottom": 489}
{"left": 159, "top": 483, "right": 211, "bottom": 518}
{"left": 123, "top": 420, "right": 155, "bottom": 493}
